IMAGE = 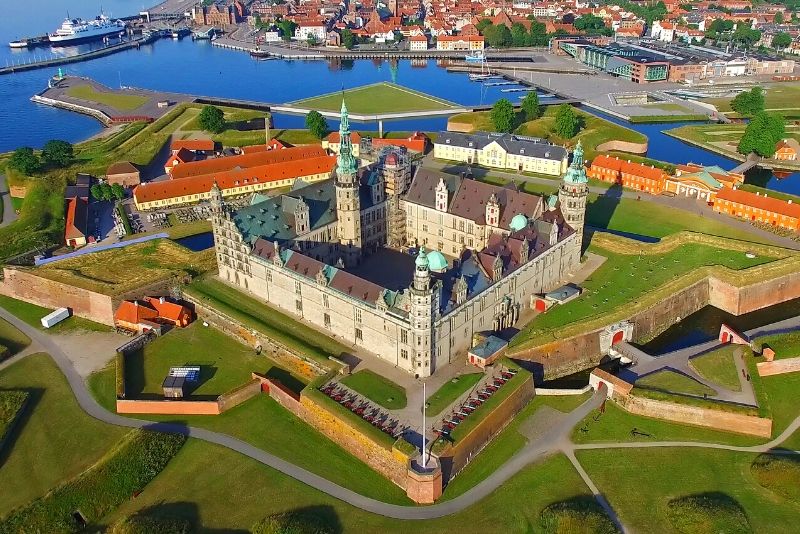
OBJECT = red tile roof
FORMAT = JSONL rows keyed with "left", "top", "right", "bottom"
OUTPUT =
{"left": 715, "top": 187, "right": 800, "bottom": 219}
{"left": 143, "top": 296, "right": 189, "bottom": 322}
{"left": 170, "top": 145, "right": 327, "bottom": 180}
{"left": 65, "top": 197, "right": 88, "bottom": 240}
{"left": 134, "top": 155, "right": 336, "bottom": 204}
{"left": 171, "top": 139, "right": 215, "bottom": 152}
{"left": 114, "top": 301, "right": 159, "bottom": 324}
{"left": 590, "top": 154, "right": 666, "bottom": 182}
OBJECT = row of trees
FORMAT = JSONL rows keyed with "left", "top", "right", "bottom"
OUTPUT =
{"left": 90, "top": 182, "right": 126, "bottom": 202}
{"left": 737, "top": 111, "right": 785, "bottom": 158}
{"left": 475, "top": 19, "right": 549, "bottom": 48}
{"left": 8, "top": 140, "right": 74, "bottom": 176}
{"left": 489, "top": 96, "right": 580, "bottom": 139}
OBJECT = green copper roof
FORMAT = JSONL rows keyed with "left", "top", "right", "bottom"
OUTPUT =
{"left": 427, "top": 250, "right": 448, "bottom": 272}
{"left": 509, "top": 213, "right": 528, "bottom": 232}
{"left": 563, "top": 140, "right": 588, "bottom": 185}
{"left": 336, "top": 99, "right": 357, "bottom": 176}
{"left": 415, "top": 247, "right": 429, "bottom": 268}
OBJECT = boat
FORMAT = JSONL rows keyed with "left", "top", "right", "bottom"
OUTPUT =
{"left": 8, "top": 39, "right": 30, "bottom": 48}
{"left": 48, "top": 13, "right": 126, "bottom": 46}
{"left": 8, "top": 35, "right": 49, "bottom": 48}
{"left": 465, "top": 50, "right": 485, "bottom": 63}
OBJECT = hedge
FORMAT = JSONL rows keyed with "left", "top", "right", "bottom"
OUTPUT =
{"left": 115, "top": 352, "right": 126, "bottom": 399}
{"left": 0, "top": 430, "right": 186, "bottom": 533}
{"left": 0, "top": 390, "right": 29, "bottom": 452}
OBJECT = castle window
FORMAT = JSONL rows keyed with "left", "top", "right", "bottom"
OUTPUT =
{"left": 401, "top": 349, "right": 409, "bottom": 360}
{"left": 323, "top": 294, "right": 329, "bottom": 308}
{"left": 295, "top": 300, "right": 303, "bottom": 312}
{"left": 401, "top": 329, "right": 408, "bottom": 344}
{"left": 355, "top": 328, "right": 363, "bottom": 341}
{"left": 295, "top": 281, "right": 301, "bottom": 294}
{"left": 324, "top": 314, "right": 331, "bottom": 328}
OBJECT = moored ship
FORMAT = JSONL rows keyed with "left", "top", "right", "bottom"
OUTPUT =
{"left": 49, "top": 13, "right": 126, "bottom": 45}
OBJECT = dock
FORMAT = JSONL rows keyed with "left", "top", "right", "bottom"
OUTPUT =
{"left": 0, "top": 34, "right": 160, "bottom": 75}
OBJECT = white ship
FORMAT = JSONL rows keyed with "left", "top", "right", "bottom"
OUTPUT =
{"left": 49, "top": 13, "right": 126, "bottom": 45}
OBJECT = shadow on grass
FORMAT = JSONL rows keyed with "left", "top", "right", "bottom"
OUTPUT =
{"left": 265, "top": 366, "right": 306, "bottom": 395}
{"left": 0, "top": 387, "right": 40, "bottom": 469}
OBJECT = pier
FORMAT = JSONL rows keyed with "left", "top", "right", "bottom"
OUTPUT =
{"left": 1, "top": 34, "right": 160, "bottom": 75}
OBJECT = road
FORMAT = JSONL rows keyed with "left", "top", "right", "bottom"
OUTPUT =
{"left": 0, "top": 306, "right": 797, "bottom": 527}
{"left": 0, "top": 174, "right": 18, "bottom": 227}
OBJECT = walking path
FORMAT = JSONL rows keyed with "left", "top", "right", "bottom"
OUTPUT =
{"left": 0, "top": 174, "right": 18, "bottom": 228}
{"left": 0, "top": 305, "right": 797, "bottom": 527}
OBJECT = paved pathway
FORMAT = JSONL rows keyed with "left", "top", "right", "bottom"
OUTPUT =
{"left": 0, "top": 305, "right": 797, "bottom": 526}
{"left": 0, "top": 174, "right": 18, "bottom": 228}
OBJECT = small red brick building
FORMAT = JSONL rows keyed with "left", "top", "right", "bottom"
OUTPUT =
{"left": 114, "top": 296, "right": 193, "bottom": 334}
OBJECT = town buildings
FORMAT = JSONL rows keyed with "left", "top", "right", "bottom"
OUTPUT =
{"left": 106, "top": 162, "right": 140, "bottom": 188}
{"left": 64, "top": 174, "right": 91, "bottom": 248}
{"left": 588, "top": 155, "right": 667, "bottom": 194}
{"left": 713, "top": 187, "right": 800, "bottom": 230}
{"left": 665, "top": 163, "right": 744, "bottom": 201}
{"left": 210, "top": 101, "right": 586, "bottom": 377}
{"left": 114, "top": 296, "right": 194, "bottom": 334}
{"left": 434, "top": 131, "right": 568, "bottom": 176}
{"left": 774, "top": 139, "right": 799, "bottom": 161}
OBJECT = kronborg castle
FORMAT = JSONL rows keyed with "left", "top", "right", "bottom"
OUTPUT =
{"left": 211, "top": 101, "right": 588, "bottom": 377}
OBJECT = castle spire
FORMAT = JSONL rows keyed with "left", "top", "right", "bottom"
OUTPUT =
{"left": 563, "top": 140, "right": 588, "bottom": 184}
{"left": 336, "top": 98, "right": 357, "bottom": 176}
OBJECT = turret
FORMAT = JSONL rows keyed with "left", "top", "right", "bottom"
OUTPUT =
{"left": 435, "top": 178, "right": 448, "bottom": 212}
{"left": 558, "top": 140, "right": 588, "bottom": 242}
{"left": 413, "top": 247, "right": 431, "bottom": 292}
{"left": 209, "top": 180, "right": 225, "bottom": 217}
{"left": 485, "top": 193, "right": 500, "bottom": 228}
{"left": 409, "top": 247, "right": 438, "bottom": 377}
{"left": 294, "top": 197, "right": 310, "bottom": 235}
{"left": 334, "top": 98, "right": 362, "bottom": 267}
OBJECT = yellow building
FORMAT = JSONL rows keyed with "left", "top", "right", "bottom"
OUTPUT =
{"left": 434, "top": 131, "right": 568, "bottom": 176}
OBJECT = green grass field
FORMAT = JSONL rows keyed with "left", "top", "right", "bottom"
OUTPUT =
{"left": 0, "top": 317, "right": 30, "bottom": 355}
{"left": 0, "top": 294, "right": 108, "bottom": 334}
{"left": 751, "top": 454, "right": 800, "bottom": 503}
{"left": 666, "top": 492, "right": 752, "bottom": 534}
{"left": 704, "top": 84, "right": 800, "bottom": 115}
{"left": 123, "top": 323, "right": 265, "bottom": 398}
{"left": 102, "top": 439, "right": 595, "bottom": 532}
{"left": 340, "top": 370, "right": 407, "bottom": 410}
{"left": 514, "top": 240, "right": 774, "bottom": 346}
{"left": 290, "top": 82, "right": 458, "bottom": 114}
{"left": 66, "top": 84, "right": 149, "bottom": 112}
{"left": 0, "top": 390, "right": 27, "bottom": 448}
{"left": 0, "top": 354, "right": 128, "bottom": 516}
{"left": 442, "top": 393, "right": 591, "bottom": 500}
{"left": 426, "top": 373, "right": 484, "bottom": 416}
{"left": 186, "top": 277, "right": 348, "bottom": 367}
{"left": 755, "top": 331, "right": 800, "bottom": 359}
{"left": 690, "top": 347, "right": 742, "bottom": 391}
{"left": 577, "top": 447, "right": 800, "bottom": 533}
{"left": 746, "top": 342, "right": 800, "bottom": 436}
{"left": 635, "top": 370, "right": 716, "bottom": 397}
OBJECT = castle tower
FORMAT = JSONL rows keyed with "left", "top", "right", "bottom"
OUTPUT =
{"left": 409, "top": 248, "right": 438, "bottom": 377}
{"left": 558, "top": 140, "right": 589, "bottom": 243}
{"left": 334, "top": 99, "right": 362, "bottom": 267}
{"left": 210, "top": 180, "right": 225, "bottom": 217}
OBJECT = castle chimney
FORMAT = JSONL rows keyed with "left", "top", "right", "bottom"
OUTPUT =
{"left": 160, "top": 296, "right": 165, "bottom": 304}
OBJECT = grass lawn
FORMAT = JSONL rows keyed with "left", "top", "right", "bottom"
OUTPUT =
{"left": 0, "top": 294, "right": 109, "bottom": 333}
{"left": 426, "top": 373, "right": 484, "bottom": 416}
{"left": 577, "top": 447, "right": 800, "bottom": 533}
{"left": 635, "top": 369, "right": 716, "bottom": 397}
{"left": 66, "top": 84, "right": 149, "bottom": 112}
{"left": 666, "top": 492, "right": 751, "bottom": 534}
{"left": 704, "top": 84, "right": 800, "bottom": 114}
{"left": 449, "top": 106, "right": 646, "bottom": 160}
{"left": 123, "top": 323, "right": 266, "bottom": 398}
{"left": 0, "top": 353, "right": 128, "bottom": 517}
{"left": 442, "top": 393, "right": 591, "bottom": 500}
{"left": 182, "top": 105, "right": 268, "bottom": 132}
{"left": 102, "top": 437, "right": 594, "bottom": 533}
{"left": 746, "top": 343, "right": 800, "bottom": 437}
{"left": 290, "top": 82, "right": 458, "bottom": 114}
{"left": 0, "top": 317, "right": 30, "bottom": 355}
{"left": 0, "top": 175, "right": 65, "bottom": 262}
{"left": 782, "top": 429, "right": 800, "bottom": 450}
{"left": 340, "top": 370, "right": 407, "bottom": 410}
{"left": 627, "top": 113, "right": 708, "bottom": 123}
{"left": 32, "top": 239, "right": 215, "bottom": 297}
{"left": 186, "top": 277, "right": 348, "bottom": 367}
{"left": 751, "top": 454, "right": 800, "bottom": 503}
{"left": 571, "top": 401, "right": 764, "bottom": 447}
{"left": 690, "top": 346, "right": 742, "bottom": 392}
{"left": 664, "top": 123, "right": 800, "bottom": 164}
{"left": 513, "top": 239, "right": 776, "bottom": 348}
{"left": 755, "top": 331, "right": 800, "bottom": 359}
{"left": 0, "top": 390, "right": 27, "bottom": 447}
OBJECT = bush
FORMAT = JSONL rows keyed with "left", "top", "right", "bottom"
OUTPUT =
{"left": 198, "top": 105, "right": 225, "bottom": 134}
{"left": 42, "top": 140, "right": 74, "bottom": 168}
{"left": 540, "top": 496, "right": 619, "bottom": 534}
{"left": 251, "top": 512, "right": 332, "bottom": 534}
{"left": 751, "top": 454, "right": 800, "bottom": 503}
{"left": 109, "top": 515, "right": 191, "bottom": 534}
{"left": 0, "top": 430, "right": 186, "bottom": 534}
{"left": 8, "top": 147, "right": 41, "bottom": 175}
{"left": 666, "top": 492, "right": 752, "bottom": 534}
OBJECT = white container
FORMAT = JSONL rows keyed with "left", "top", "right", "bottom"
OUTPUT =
{"left": 41, "top": 307, "right": 70, "bottom": 328}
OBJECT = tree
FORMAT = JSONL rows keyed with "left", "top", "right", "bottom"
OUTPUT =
{"left": 198, "top": 105, "right": 225, "bottom": 134}
{"left": 490, "top": 98, "right": 516, "bottom": 133}
{"left": 475, "top": 18, "right": 493, "bottom": 32}
{"left": 305, "top": 110, "right": 329, "bottom": 140}
{"left": 529, "top": 21, "right": 548, "bottom": 46}
{"left": 553, "top": 104, "right": 580, "bottom": 139}
{"left": 277, "top": 19, "right": 297, "bottom": 41}
{"left": 90, "top": 183, "right": 103, "bottom": 200}
{"left": 8, "top": 147, "right": 40, "bottom": 175}
{"left": 483, "top": 24, "right": 513, "bottom": 47}
{"left": 41, "top": 139, "right": 73, "bottom": 167}
{"left": 521, "top": 91, "right": 541, "bottom": 120}
{"left": 730, "top": 87, "right": 764, "bottom": 116}
{"left": 307, "top": 35, "right": 317, "bottom": 46}
{"left": 774, "top": 10, "right": 784, "bottom": 24}
{"left": 738, "top": 111, "right": 785, "bottom": 157}
{"left": 511, "top": 23, "right": 532, "bottom": 47}
{"left": 98, "top": 182, "right": 113, "bottom": 202}
{"left": 111, "top": 183, "right": 126, "bottom": 201}
{"left": 342, "top": 28, "right": 355, "bottom": 50}
{"left": 772, "top": 32, "right": 792, "bottom": 50}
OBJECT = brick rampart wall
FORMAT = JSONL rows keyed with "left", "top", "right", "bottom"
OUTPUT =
{"left": 217, "top": 379, "right": 262, "bottom": 411}
{"left": 0, "top": 268, "right": 116, "bottom": 326}
{"left": 709, "top": 270, "right": 800, "bottom": 316}
{"left": 116, "top": 399, "right": 221, "bottom": 415}
{"left": 619, "top": 394, "right": 772, "bottom": 438}
{"left": 437, "top": 374, "right": 535, "bottom": 481}
{"left": 756, "top": 356, "right": 800, "bottom": 377}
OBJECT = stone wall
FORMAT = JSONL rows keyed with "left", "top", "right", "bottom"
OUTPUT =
{"left": 709, "top": 270, "right": 800, "bottom": 316}
{"left": 116, "top": 399, "right": 221, "bottom": 415}
{"left": 217, "top": 379, "right": 262, "bottom": 411}
{"left": 594, "top": 139, "right": 649, "bottom": 155}
{"left": 508, "top": 330, "right": 603, "bottom": 381}
{"left": 756, "top": 356, "right": 800, "bottom": 377}
{"left": 0, "top": 268, "right": 116, "bottom": 326}
{"left": 629, "top": 278, "right": 709, "bottom": 341}
{"left": 437, "top": 373, "right": 535, "bottom": 482}
{"left": 619, "top": 394, "right": 772, "bottom": 438}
